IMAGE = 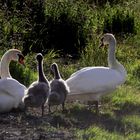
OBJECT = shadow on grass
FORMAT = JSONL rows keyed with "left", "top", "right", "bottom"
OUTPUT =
{"left": 65, "top": 102, "right": 140, "bottom": 135}
{"left": 0, "top": 101, "right": 140, "bottom": 137}
{"left": 113, "top": 102, "right": 140, "bottom": 116}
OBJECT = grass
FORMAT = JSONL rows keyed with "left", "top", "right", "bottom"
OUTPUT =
{"left": 1, "top": 33, "right": 140, "bottom": 140}
{"left": 0, "top": 0, "right": 140, "bottom": 140}
{"left": 74, "top": 85, "right": 140, "bottom": 140}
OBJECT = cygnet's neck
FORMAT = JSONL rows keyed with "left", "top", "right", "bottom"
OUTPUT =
{"left": 38, "top": 59, "right": 48, "bottom": 83}
{"left": 53, "top": 65, "right": 61, "bottom": 79}
{"left": 1, "top": 52, "right": 12, "bottom": 78}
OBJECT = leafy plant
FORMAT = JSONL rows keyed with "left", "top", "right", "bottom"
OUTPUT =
{"left": 103, "top": 6, "right": 136, "bottom": 35}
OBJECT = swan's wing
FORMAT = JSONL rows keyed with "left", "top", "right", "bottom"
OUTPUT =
{"left": 0, "top": 78, "right": 26, "bottom": 99}
{"left": 66, "top": 67, "right": 125, "bottom": 94}
{"left": 70, "top": 67, "right": 93, "bottom": 78}
{"left": 0, "top": 78, "right": 26, "bottom": 108}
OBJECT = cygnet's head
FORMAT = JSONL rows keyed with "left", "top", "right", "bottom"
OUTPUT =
{"left": 50, "top": 63, "right": 58, "bottom": 73}
{"left": 7, "top": 49, "right": 25, "bottom": 66}
{"left": 36, "top": 53, "right": 43, "bottom": 62}
{"left": 100, "top": 33, "right": 116, "bottom": 47}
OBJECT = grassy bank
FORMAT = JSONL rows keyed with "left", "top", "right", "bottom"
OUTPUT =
{"left": 0, "top": 0, "right": 140, "bottom": 139}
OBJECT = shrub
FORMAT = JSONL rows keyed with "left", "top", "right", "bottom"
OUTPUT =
{"left": 10, "top": 62, "right": 36, "bottom": 86}
{"left": 86, "top": 0, "right": 124, "bottom": 6}
{"left": 22, "top": 0, "right": 96, "bottom": 58}
{"left": 103, "top": 6, "right": 136, "bottom": 35}
{"left": 132, "top": 63, "right": 140, "bottom": 80}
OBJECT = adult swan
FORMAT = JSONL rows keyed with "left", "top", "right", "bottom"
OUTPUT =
{"left": 66, "top": 33, "right": 127, "bottom": 113}
{"left": 0, "top": 49, "right": 26, "bottom": 113}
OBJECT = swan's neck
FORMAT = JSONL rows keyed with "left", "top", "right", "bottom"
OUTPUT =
{"left": 108, "top": 39, "right": 117, "bottom": 68}
{"left": 108, "top": 37, "right": 127, "bottom": 79}
{"left": 54, "top": 66, "right": 61, "bottom": 79}
{"left": 1, "top": 54, "right": 12, "bottom": 78}
{"left": 38, "top": 60, "right": 47, "bottom": 83}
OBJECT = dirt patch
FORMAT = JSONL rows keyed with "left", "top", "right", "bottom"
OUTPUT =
{"left": 0, "top": 106, "right": 78, "bottom": 140}
{"left": 0, "top": 102, "right": 97, "bottom": 140}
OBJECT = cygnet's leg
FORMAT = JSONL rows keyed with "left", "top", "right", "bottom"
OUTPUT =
{"left": 48, "top": 104, "right": 51, "bottom": 113}
{"left": 41, "top": 104, "right": 45, "bottom": 116}
{"left": 62, "top": 102, "right": 65, "bottom": 111}
{"left": 23, "top": 106, "right": 28, "bottom": 116}
{"left": 94, "top": 101, "right": 99, "bottom": 114}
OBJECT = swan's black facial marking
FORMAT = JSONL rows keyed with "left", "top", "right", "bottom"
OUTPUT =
{"left": 36, "top": 53, "right": 43, "bottom": 62}
{"left": 99, "top": 37, "right": 105, "bottom": 47}
{"left": 18, "top": 53, "right": 25, "bottom": 66}
{"left": 101, "top": 37, "right": 104, "bottom": 42}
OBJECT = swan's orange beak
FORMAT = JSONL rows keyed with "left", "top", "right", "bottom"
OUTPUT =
{"left": 18, "top": 54, "right": 25, "bottom": 66}
{"left": 19, "top": 58, "right": 25, "bottom": 66}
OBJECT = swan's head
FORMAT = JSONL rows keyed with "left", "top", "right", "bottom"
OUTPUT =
{"left": 36, "top": 53, "right": 43, "bottom": 62}
{"left": 100, "top": 33, "right": 116, "bottom": 47}
{"left": 7, "top": 49, "right": 25, "bottom": 66}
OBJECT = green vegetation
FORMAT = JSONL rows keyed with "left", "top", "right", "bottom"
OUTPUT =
{"left": 0, "top": 0, "right": 140, "bottom": 139}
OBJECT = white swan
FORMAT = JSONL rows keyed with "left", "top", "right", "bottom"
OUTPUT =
{"left": 23, "top": 53, "right": 50, "bottom": 116}
{"left": 66, "top": 33, "right": 127, "bottom": 112}
{"left": 0, "top": 49, "right": 26, "bottom": 113}
{"left": 47, "top": 63, "right": 70, "bottom": 112}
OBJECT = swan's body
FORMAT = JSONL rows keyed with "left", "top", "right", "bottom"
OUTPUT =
{"left": 48, "top": 63, "right": 70, "bottom": 112}
{"left": 0, "top": 49, "right": 26, "bottom": 113}
{"left": 66, "top": 33, "right": 127, "bottom": 112}
{"left": 0, "top": 78, "right": 26, "bottom": 112}
{"left": 23, "top": 53, "right": 49, "bottom": 116}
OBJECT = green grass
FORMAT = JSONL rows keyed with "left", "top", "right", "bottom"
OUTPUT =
{"left": 0, "top": 0, "right": 140, "bottom": 139}
{"left": 74, "top": 85, "right": 140, "bottom": 139}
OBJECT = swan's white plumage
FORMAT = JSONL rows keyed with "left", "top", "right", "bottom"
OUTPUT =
{"left": 66, "top": 33, "right": 127, "bottom": 103}
{"left": 0, "top": 78, "right": 26, "bottom": 112}
{"left": 0, "top": 49, "right": 26, "bottom": 113}
{"left": 66, "top": 67, "right": 125, "bottom": 101}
